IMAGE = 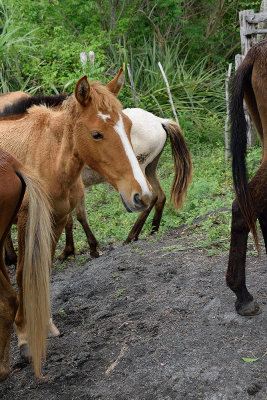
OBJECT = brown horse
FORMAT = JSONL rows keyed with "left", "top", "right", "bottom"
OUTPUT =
{"left": 0, "top": 148, "right": 52, "bottom": 381}
{"left": 0, "top": 96, "right": 192, "bottom": 260}
{"left": 0, "top": 70, "right": 152, "bottom": 378}
{"left": 60, "top": 108, "right": 192, "bottom": 260}
{"left": 228, "top": 38, "right": 267, "bottom": 316}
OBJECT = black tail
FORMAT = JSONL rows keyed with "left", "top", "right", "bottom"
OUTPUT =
{"left": 230, "top": 58, "right": 259, "bottom": 250}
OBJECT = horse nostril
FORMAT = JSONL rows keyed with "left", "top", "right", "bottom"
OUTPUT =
{"left": 133, "top": 193, "right": 143, "bottom": 207}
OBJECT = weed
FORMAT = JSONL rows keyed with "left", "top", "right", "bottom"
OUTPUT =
{"left": 113, "top": 273, "right": 120, "bottom": 281}
{"left": 115, "top": 289, "right": 126, "bottom": 297}
{"left": 58, "top": 310, "right": 67, "bottom": 318}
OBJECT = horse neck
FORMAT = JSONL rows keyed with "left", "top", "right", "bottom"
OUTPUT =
{"left": 54, "top": 107, "right": 85, "bottom": 184}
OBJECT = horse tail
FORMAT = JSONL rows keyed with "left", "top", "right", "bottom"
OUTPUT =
{"left": 18, "top": 170, "right": 53, "bottom": 378}
{"left": 162, "top": 120, "right": 192, "bottom": 209}
{"left": 230, "top": 56, "right": 259, "bottom": 251}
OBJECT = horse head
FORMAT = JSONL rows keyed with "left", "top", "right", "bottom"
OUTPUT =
{"left": 72, "top": 71, "right": 152, "bottom": 212}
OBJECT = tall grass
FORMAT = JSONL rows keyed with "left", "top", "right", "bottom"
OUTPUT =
{"left": 0, "top": 0, "right": 38, "bottom": 92}
{"left": 108, "top": 35, "right": 225, "bottom": 118}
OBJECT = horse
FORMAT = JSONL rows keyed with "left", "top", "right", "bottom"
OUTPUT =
{"left": 60, "top": 107, "right": 192, "bottom": 260}
{"left": 0, "top": 69, "right": 152, "bottom": 378}
{"left": 0, "top": 95, "right": 192, "bottom": 261}
{"left": 228, "top": 38, "right": 267, "bottom": 316}
{"left": 0, "top": 148, "right": 53, "bottom": 381}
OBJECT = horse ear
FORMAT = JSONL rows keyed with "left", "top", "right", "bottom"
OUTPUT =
{"left": 106, "top": 68, "right": 125, "bottom": 96}
{"left": 75, "top": 75, "right": 91, "bottom": 106}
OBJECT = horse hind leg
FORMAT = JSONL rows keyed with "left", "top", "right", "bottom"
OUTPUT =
{"left": 123, "top": 195, "right": 158, "bottom": 244}
{"left": 75, "top": 196, "right": 99, "bottom": 258}
{"left": 124, "top": 153, "right": 165, "bottom": 243}
{"left": 258, "top": 207, "right": 267, "bottom": 253}
{"left": 58, "top": 213, "right": 75, "bottom": 261}
{"left": 226, "top": 162, "right": 267, "bottom": 315}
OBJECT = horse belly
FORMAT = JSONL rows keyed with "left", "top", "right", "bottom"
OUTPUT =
{"left": 82, "top": 166, "right": 105, "bottom": 187}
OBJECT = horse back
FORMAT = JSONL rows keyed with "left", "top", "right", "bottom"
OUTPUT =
{"left": 0, "top": 91, "right": 29, "bottom": 113}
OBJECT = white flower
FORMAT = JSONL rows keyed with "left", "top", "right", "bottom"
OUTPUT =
{"left": 89, "top": 51, "right": 95, "bottom": 66}
{"left": 80, "top": 52, "right": 87, "bottom": 66}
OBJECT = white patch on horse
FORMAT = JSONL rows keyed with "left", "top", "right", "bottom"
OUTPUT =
{"left": 114, "top": 114, "right": 152, "bottom": 197}
{"left": 98, "top": 111, "right": 110, "bottom": 122}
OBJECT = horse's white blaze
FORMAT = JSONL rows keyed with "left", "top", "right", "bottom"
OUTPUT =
{"left": 114, "top": 114, "right": 152, "bottom": 197}
{"left": 98, "top": 111, "right": 110, "bottom": 122}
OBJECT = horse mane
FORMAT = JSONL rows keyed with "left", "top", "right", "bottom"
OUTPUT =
{"left": 0, "top": 94, "right": 69, "bottom": 117}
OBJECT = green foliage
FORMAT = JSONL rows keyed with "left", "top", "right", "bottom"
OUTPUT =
{"left": 2, "top": 0, "right": 265, "bottom": 259}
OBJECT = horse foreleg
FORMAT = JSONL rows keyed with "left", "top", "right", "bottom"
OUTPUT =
{"left": 58, "top": 213, "right": 75, "bottom": 261}
{"left": 75, "top": 196, "right": 99, "bottom": 258}
{"left": 14, "top": 216, "right": 30, "bottom": 361}
{"left": 4, "top": 230, "right": 17, "bottom": 266}
{"left": 48, "top": 216, "right": 69, "bottom": 338}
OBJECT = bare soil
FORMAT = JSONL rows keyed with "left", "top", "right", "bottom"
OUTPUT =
{"left": 0, "top": 225, "right": 266, "bottom": 400}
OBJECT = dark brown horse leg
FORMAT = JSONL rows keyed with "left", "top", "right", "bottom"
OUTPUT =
{"left": 75, "top": 196, "right": 99, "bottom": 258}
{"left": 146, "top": 153, "right": 166, "bottom": 234}
{"left": 58, "top": 213, "right": 75, "bottom": 261}
{"left": 123, "top": 195, "right": 158, "bottom": 244}
{"left": 227, "top": 165, "right": 267, "bottom": 315}
{"left": 258, "top": 207, "right": 267, "bottom": 253}
{"left": 4, "top": 230, "right": 17, "bottom": 266}
{"left": 226, "top": 200, "right": 258, "bottom": 315}
{"left": 124, "top": 152, "right": 166, "bottom": 244}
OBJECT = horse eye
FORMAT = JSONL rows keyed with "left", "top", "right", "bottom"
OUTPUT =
{"left": 91, "top": 131, "right": 103, "bottom": 140}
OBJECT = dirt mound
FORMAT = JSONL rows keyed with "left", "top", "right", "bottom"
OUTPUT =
{"left": 1, "top": 227, "right": 266, "bottom": 399}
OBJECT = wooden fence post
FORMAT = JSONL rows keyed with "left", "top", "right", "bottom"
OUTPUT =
{"left": 127, "top": 64, "right": 138, "bottom": 108}
{"left": 158, "top": 61, "right": 180, "bottom": 127}
{"left": 239, "top": 9, "right": 256, "bottom": 55}
{"left": 234, "top": 54, "right": 255, "bottom": 146}
{"left": 224, "top": 63, "right": 232, "bottom": 163}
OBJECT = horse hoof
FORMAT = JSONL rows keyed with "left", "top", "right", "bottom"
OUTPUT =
{"left": 19, "top": 344, "right": 31, "bottom": 363}
{"left": 235, "top": 299, "right": 261, "bottom": 316}
{"left": 58, "top": 251, "right": 74, "bottom": 261}
{"left": 90, "top": 250, "right": 99, "bottom": 258}
{"left": 48, "top": 322, "right": 60, "bottom": 338}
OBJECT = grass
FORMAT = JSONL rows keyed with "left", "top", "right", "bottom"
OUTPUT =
{"left": 55, "top": 139, "right": 261, "bottom": 259}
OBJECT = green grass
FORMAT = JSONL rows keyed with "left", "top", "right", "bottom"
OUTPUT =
{"left": 56, "top": 140, "right": 261, "bottom": 258}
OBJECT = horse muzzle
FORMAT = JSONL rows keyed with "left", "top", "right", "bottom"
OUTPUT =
{"left": 120, "top": 192, "right": 151, "bottom": 213}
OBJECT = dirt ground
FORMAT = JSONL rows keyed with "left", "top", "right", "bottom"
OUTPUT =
{"left": 0, "top": 225, "right": 266, "bottom": 400}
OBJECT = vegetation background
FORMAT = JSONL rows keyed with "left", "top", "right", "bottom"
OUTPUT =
{"left": 1, "top": 0, "right": 263, "bottom": 258}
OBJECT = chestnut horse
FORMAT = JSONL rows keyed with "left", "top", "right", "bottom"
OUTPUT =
{"left": 60, "top": 108, "right": 192, "bottom": 260}
{"left": 228, "top": 39, "right": 267, "bottom": 316}
{"left": 0, "top": 70, "right": 152, "bottom": 378}
{"left": 0, "top": 95, "right": 192, "bottom": 260}
{"left": 0, "top": 148, "right": 52, "bottom": 381}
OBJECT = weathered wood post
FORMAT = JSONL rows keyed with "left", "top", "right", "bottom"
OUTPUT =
{"left": 238, "top": 10, "right": 257, "bottom": 146}
{"left": 224, "top": 63, "right": 232, "bottom": 163}
{"left": 127, "top": 64, "right": 138, "bottom": 108}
